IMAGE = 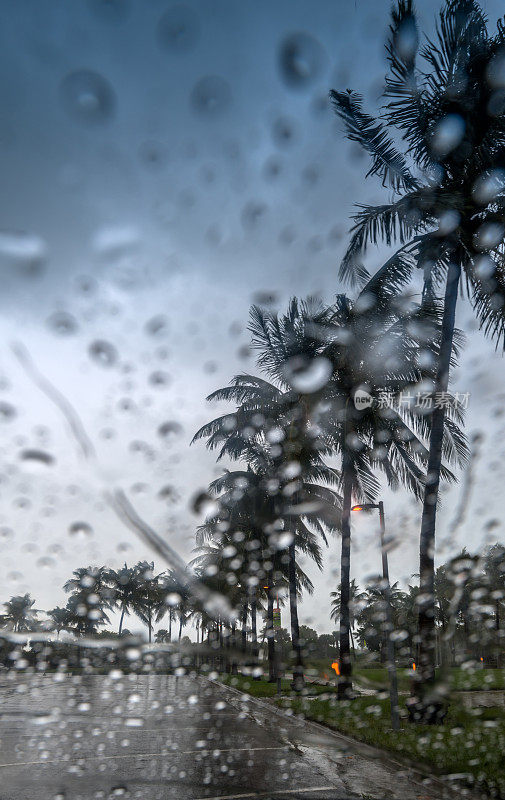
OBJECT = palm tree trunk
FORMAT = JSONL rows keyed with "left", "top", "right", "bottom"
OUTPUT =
{"left": 178, "top": 616, "right": 183, "bottom": 642}
{"left": 288, "top": 541, "right": 305, "bottom": 689}
{"left": 118, "top": 606, "right": 125, "bottom": 635}
{"left": 338, "top": 454, "right": 353, "bottom": 700}
{"left": 267, "top": 580, "right": 276, "bottom": 683}
{"left": 168, "top": 609, "right": 172, "bottom": 642}
{"left": 415, "top": 259, "right": 460, "bottom": 719}
{"left": 241, "top": 603, "right": 248, "bottom": 654}
{"left": 496, "top": 601, "right": 501, "bottom": 669}
{"left": 250, "top": 588, "right": 260, "bottom": 679}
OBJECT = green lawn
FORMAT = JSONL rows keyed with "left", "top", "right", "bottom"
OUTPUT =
{"left": 277, "top": 694, "right": 505, "bottom": 798}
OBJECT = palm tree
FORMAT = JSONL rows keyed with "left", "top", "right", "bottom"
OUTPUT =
{"left": 47, "top": 606, "right": 73, "bottom": 637}
{"left": 320, "top": 291, "right": 466, "bottom": 697}
{"left": 63, "top": 567, "right": 113, "bottom": 636}
{"left": 108, "top": 563, "right": 139, "bottom": 635}
{"left": 331, "top": 0, "right": 505, "bottom": 710}
{"left": 2, "top": 594, "right": 40, "bottom": 632}
{"left": 330, "top": 579, "right": 364, "bottom": 660}
{"left": 357, "top": 579, "right": 405, "bottom": 664}
{"left": 129, "top": 561, "right": 164, "bottom": 643}
{"left": 193, "top": 431, "right": 340, "bottom": 688}
{"left": 156, "top": 570, "right": 180, "bottom": 642}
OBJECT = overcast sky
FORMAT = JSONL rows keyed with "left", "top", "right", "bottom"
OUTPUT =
{"left": 1, "top": 0, "right": 505, "bottom": 637}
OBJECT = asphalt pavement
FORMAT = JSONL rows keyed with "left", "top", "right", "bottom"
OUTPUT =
{"left": 0, "top": 672, "right": 444, "bottom": 800}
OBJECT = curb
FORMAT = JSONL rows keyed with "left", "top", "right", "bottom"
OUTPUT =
{"left": 205, "top": 677, "right": 484, "bottom": 800}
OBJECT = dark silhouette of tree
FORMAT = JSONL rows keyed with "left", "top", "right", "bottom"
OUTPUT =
{"left": 2, "top": 594, "right": 40, "bottom": 632}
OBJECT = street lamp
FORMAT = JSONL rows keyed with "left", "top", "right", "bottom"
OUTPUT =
{"left": 352, "top": 501, "right": 400, "bottom": 731}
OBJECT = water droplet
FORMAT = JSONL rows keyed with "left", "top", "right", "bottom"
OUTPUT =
{"left": 279, "top": 32, "right": 323, "bottom": 88}
{"left": 472, "top": 169, "right": 505, "bottom": 205}
{"left": 145, "top": 315, "right": 168, "bottom": 336}
{"left": 157, "top": 5, "right": 199, "bottom": 53}
{"left": 89, "top": 340, "right": 118, "bottom": 367}
{"left": 283, "top": 355, "right": 332, "bottom": 393}
{"left": 69, "top": 521, "right": 93, "bottom": 537}
{"left": 191, "top": 76, "right": 231, "bottom": 116}
{"left": 241, "top": 201, "right": 267, "bottom": 230}
{"left": 158, "top": 485, "right": 179, "bottom": 503}
{"left": 149, "top": 370, "right": 171, "bottom": 388}
{"left": 19, "top": 449, "right": 55, "bottom": 468}
{"left": 0, "top": 231, "right": 47, "bottom": 273}
{"left": 0, "top": 401, "right": 16, "bottom": 421}
{"left": 430, "top": 114, "right": 465, "bottom": 157}
{"left": 191, "top": 491, "right": 219, "bottom": 517}
{"left": 92, "top": 226, "right": 139, "bottom": 259}
{"left": 474, "top": 222, "right": 504, "bottom": 252}
{"left": 47, "top": 311, "right": 78, "bottom": 336}
{"left": 272, "top": 116, "right": 296, "bottom": 148}
{"left": 60, "top": 70, "right": 115, "bottom": 125}
{"left": 158, "top": 421, "right": 183, "bottom": 439}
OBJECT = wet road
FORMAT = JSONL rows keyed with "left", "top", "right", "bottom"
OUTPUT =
{"left": 0, "top": 673, "right": 440, "bottom": 800}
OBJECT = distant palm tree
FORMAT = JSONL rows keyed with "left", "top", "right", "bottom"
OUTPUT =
{"left": 108, "top": 563, "right": 139, "bottom": 635}
{"left": 330, "top": 579, "right": 364, "bottom": 660}
{"left": 47, "top": 606, "right": 72, "bottom": 637}
{"left": 130, "top": 561, "right": 164, "bottom": 643}
{"left": 2, "top": 594, "right": 40, "bottom": 632}
{"left": 63, "top": 566, "right": 114, "bottom": 635}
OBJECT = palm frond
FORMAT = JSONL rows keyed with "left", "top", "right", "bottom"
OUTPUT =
{"left": 330, "top": 89, "right": 418, "bottom": 192}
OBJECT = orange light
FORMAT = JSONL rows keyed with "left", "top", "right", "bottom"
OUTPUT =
{"left": 353, "top": 506, "right": 363, "bottom": 512}
{"left": 480, "top": 657, "right": 484, "bottom": 662}
{"left": 331, "top": 661, "right": 340, "bottom": 676}
{"left": 323, "top": 672, "right": 328, "bottom": 680}
{"left": 412, "top": 662, "right": 416, "bottom": 671}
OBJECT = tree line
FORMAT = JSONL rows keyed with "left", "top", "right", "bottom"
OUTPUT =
{"left": 0, "top": 562, "right": 192, "bottom": 644}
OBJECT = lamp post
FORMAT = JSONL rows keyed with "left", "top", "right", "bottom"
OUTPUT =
{"left": 352, "top": 501, "right": 400, "bottom": 731}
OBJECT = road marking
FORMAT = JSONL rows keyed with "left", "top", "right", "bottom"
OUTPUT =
{"left": 193, "top": 789, "right": 336, "bottom": 800}
{"left": 0, "top": 745, "right": 288, "bottom": 768}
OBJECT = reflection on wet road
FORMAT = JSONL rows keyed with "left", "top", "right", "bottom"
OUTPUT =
{"left": 0, "top": 674, "right": 436, "bottom": 799}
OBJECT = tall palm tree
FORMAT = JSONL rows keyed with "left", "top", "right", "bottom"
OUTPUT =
{"left": 156, "top": 570, "right": 180, "bottom": 642}
{"left": 319, "top": 290, "right": 466, "bottom": 697}
{"left": 129, "top": 561, "right": 164, "bottom": 644}
{"left": 331, "top": 0, "right": 505, "bottom": 711}
{"left": 2, "top": 594, "right": 40, "bottom": 632}
{"left": 108, "top": 563, "right": 139, "bottom": 635}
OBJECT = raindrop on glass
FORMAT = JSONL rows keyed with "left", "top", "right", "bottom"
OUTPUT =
{"left": 283, "top": 355, "right": 332, "bottom": 393}
{"left": 89, "top": 340, "right": 118, "bottom": 367}
{"left": 60, "top": 70, "right": 116, "bottom": 125}
{"left": 69, "top": 521, "right": 93, "bottom": 537}
{"left": 47, "top": 311, "right": 78, "bottom": 336}
{"left": 191, "top": 76, "right": 231, "bottom": 116}
{"left": 279, "top": 32, "right": 323, "bottom": 88}
{"left": 157, "top": 5, "right": 199, "bottom": 53}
